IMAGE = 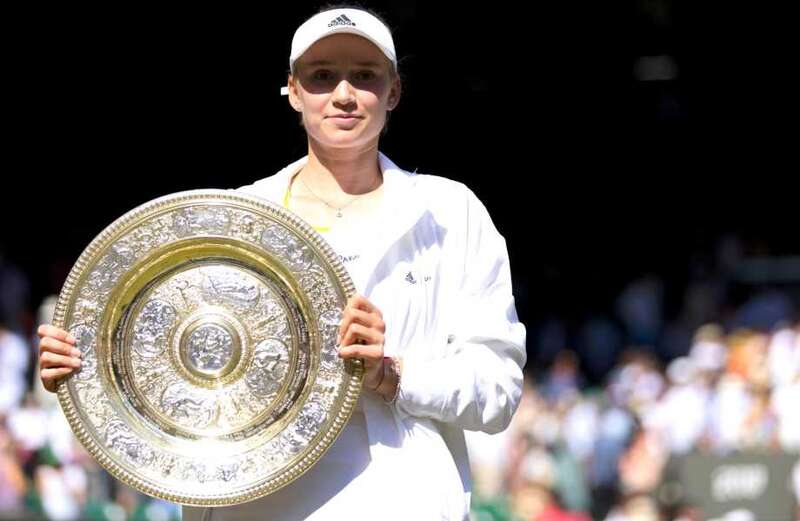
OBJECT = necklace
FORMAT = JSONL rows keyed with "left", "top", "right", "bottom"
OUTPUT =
{"left": 297, "top": 169, "right": 380, "bottom": 218}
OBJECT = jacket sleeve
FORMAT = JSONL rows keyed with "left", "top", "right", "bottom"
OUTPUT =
{"left": 394, "top": 186, "right": 527, "bottom": 434}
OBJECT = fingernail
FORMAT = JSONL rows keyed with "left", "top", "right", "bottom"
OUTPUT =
{"left": 67, "top": 335, "right": 77, "bottom": 344}
{"left": 72, "top": 349, "right": 82, "bottom": 358}
{"left": 74, "top": 360, "right": 82, "bottom": 368}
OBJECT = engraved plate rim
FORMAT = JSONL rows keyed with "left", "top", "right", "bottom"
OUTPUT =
{"left": 52, "top": 189, "right": 362, "bottom": 506}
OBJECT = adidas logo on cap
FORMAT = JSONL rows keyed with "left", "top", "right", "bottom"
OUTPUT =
{"left": 328, "top": 14, "right": 356, "bottom": 27}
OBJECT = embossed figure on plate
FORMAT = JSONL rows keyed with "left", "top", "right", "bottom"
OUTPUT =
{"left": 186, "top": 324, "right": 235, "bottom": 374}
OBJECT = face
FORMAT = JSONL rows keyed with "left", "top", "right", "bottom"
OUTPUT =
{"left": 288, "top": 33, "right": 401, "bottom": 151}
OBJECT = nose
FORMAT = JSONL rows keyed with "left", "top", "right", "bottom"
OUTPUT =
{"left": 332, "top": 79, "right": 356, "bottom": 107}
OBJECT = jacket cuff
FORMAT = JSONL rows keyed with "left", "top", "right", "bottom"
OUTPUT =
{"left": 395, "top": 350, "right": 443, "bottom": 420}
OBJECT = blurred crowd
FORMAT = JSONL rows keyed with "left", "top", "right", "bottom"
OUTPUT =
{"left": 467, "top": 322, "right": 800, "bottom": 521}
{"left": 463, "top": 233, "right": 800, "bottom": 520}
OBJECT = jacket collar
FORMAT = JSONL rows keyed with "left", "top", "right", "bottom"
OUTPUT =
{"left": 261, "top": 151, "right": 429, "bottom": 293}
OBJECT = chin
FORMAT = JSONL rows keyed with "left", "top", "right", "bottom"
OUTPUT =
{"left": 321, "top": 134, "right": 375, "bottom": 148}
{"left": 309, "top": 128, "right": 380, "bottom": 150}
{"left": 325, "top": 141, "right": 370, "bottom": 150}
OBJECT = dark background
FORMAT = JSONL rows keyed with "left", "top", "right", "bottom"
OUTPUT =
{"left": 4, "top": 2, "right": 797, "bottom": 380}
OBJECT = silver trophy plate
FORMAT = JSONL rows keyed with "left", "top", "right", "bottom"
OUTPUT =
{"left": 52, "top": 189, "right": 362, "bottom": 506}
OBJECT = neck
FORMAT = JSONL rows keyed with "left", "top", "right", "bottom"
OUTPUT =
{"left": 302, "top": 140, "right": 383, "bottom": 195}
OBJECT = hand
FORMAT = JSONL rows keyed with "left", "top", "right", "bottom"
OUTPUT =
{"left": 337, "top": 294, "right": 388, "bottom": 393}
{"left": 36, "top": 324, "right": 82, "bottom": 393}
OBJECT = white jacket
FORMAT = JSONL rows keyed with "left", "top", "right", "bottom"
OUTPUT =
{"left": 192, "top": 152, "right": 526, "bottom": 520}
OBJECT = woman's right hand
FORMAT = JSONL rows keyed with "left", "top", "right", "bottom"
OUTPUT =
{"left": 36, "top": 324, "right": 82, "bottom": 393}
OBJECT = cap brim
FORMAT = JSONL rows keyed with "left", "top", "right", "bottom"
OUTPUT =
{"left": 290, "top": 27, "right": 396, "bottom": 73}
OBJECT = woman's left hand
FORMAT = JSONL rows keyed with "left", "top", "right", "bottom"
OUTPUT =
{"left": 337, "top": 294, "right": 387, "bottom": 393}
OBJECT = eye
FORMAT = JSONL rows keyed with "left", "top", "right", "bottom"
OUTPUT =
{"left": 353, "top": 70, "right": 377, "bottom": 82}
{"left": 311, "top": 69, "right": 334, "bottom": 82}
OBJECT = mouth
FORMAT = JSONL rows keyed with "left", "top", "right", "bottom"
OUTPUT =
{"left": 328, "top": 114, "right": 362, "bottom": 119}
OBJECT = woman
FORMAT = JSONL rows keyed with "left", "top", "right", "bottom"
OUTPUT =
{"left": 37, "top": 6, "right": 526, "bottom": 520}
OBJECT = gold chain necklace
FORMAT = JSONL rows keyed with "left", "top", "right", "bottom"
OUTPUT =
{"left": 297, "top": 169, "right": 380, "bottom": 218}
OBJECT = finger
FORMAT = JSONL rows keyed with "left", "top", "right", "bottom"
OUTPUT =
{"left": 40, "top": 351, "right": 82, "bottom": 369}
{"left": 37, "top": 324, "right": 75, "bottom": 345}
{"left": 340, "top": 323, "right": 383, "bottom": 349}
{"left": 347, "top": 294, "right": 383, "bottom": 319}
{"left": 41, "top": 367, "right": 75, "bottom": 380}
{"left": 337, "top": 341, "right": 383, "bottom": 360}
{"left": 40, "top": 337, "right": 82, "bottom": 358}
{"left": 338, "top": 308, "right": 385, "bottom": 342}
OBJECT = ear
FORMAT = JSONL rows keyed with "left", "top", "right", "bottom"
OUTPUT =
{"left": 287, "top": 75, "right": 303, "bottom": 112}
{"left": 387, "top": 75, "right": 402, "bottom": 111}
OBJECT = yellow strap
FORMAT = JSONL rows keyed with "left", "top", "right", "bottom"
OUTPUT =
{"left": 282, "top": 184, "right": 291, "bottom": 208}
{"left": 284, "top": 179, "right": 331, "bottom": 233}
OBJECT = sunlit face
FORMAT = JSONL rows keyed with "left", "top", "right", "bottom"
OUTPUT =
{"left": 288, "top": 33, "right": 401, "bottom": 150}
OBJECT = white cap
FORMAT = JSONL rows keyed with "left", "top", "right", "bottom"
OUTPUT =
{"left": 281, "top": 8, "right": 396, "bottom": 96}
